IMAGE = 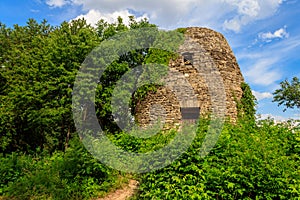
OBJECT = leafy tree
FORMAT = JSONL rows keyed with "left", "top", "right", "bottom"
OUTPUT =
{"left": 0, "top": 19, "right": 54, "bottom": 152}
{"left": 273, "top": 77, "right": 300, "bottom": 112}
{"left": 92, "top": 17, "right": 161, "bottom": 131}
{"left": 236, "top": 82, "right": 257, "bottom": 122}
{"left": 0, "top": 18, "right": 100, "bottom": 152}
{"left": 0, "top": 16, "right": 160, "bottom": 153}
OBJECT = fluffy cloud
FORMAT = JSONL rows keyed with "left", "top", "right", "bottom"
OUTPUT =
{"left": 244, "top": 58, "right": 281, "bottom": 86}
{"left": 222, "top": 0, "right": 260, "bottom": 32}
{"left": 237, "top": 28, "right": 300, "bottom": 88}
{"left": 74, "top": 9, "right": 148, "bottom": 26}
{"left": 259, "top": 26, "right": 289, "bottom": 42}
{"left": 71, "top": 0, "right": 201, "bottom": 28}
{"left": 252, "top": 90, "right": 273, "bottom": 101}
{"left": 50, "top": 0, "right": 284, "bottom": 31}
{"left": 223, "top": 0, "right": 284, "bottom": 32}
{"left": 257, "top": 113, "right": 288, "bottom": 121}
{"left": 46, "top": 0, "right": 70, "bottom": 7}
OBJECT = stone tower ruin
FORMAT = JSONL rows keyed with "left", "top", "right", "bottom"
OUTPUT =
{"left": 135, "top": 27, "right": 245, "bottom": 129}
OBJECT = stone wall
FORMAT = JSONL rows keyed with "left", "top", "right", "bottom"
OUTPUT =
{"left": 135, "top": 27, "right": 245, "bottom": 129}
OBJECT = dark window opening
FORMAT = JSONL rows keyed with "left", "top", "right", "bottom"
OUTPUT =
{"left": 182, "top": 52, "right": 194, "bottom": 64}
{"left": 180, "top": 107, "right": 200, "bottom": 120}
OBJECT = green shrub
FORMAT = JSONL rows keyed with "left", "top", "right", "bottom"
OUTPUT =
{"left": 0, "top": 137, "right": 120, "bottom": 200}
{"left": 135, "top": 119, "right": 300, "bottom": 199}
{"left": 2, "top": 120, "right": 300, "bottom": 199}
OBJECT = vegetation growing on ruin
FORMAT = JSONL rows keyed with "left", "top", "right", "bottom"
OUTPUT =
{"left": 1, "top": 18, "right": 299, "bottom": 200}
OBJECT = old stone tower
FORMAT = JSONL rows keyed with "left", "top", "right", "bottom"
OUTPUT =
{"left": 135, "top": 27, "right": 245, "bottom": 129}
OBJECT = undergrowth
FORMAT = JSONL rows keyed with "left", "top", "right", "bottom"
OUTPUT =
{"left": 132, "top": 119, "right": 300, "bottom": 199}
{"left": 0, "top": 137, "right": 125, "bottom": 200}
{"left": 1, "top": 119, "right": 300, "bottom": 199}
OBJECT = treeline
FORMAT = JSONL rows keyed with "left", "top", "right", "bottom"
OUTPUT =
{"left": 0, "top": 17, "right": 156, "bottom": 154}
{"left": 0, "top": 16, "right": 158, "bottom": 199}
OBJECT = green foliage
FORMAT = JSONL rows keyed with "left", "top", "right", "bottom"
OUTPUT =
{"left": 0, "top": 15, "right": 185, "bottom": 152}
{"left": 273, "top": 77, "right": 300, "bottom": 112}
{"left": 237, "top": 82, "right": 257, "bottom": 122}
{"left": 2, "top": 120, "right": 300, "bottom": 199}
{"left": 1, "top": 17, "right": 300, "bottom": 200}
{"left": 96, "top": 16, "right": 129, "bottom": 41}
{"left": 0, "top": 18, "right": 100, "bottom": 153}
{"left": 175, "top": 27, "right": 187, "bottom": 34}
{"left": 106, "top": 128, "right": 178, "bottom": 153}
{"left": 133, "top": 119, "right": 300, "bottom": 199}
{"left": 0, "top": 137, "right": 121, "bottom": 200}
{"left": 93, "top": 26, "right": 184, "bottom": 131}
{"left": 0, "top": 16, "right": 159, "bottom": 152}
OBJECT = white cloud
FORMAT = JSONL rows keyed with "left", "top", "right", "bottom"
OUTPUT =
{"left": 244, "top": 58, "right": 281, "bottom": 86}
{"left": 236, "top": 32, "right": 300, "bottom": 88}
{"left": 223, "top": 17, "right": 243, "bottom": 32}
{"left": 73, "top": 9, "right": 148, "bottom": 26}
{"left": 30, "top": 9, "right": 40, "bottom": 13}
{"left": 223, "top": 0, "right": 260, "bottom": 17}
{"left": 46, "top": 0, "right": 70, "bottom": 7}
{"left": 222, "top": 0, "right": 284, "bottom": 32}
{"left": 257, "top": 113, "right": 300, "bottom": 122}
{"left": 223, "top": 15, "right": 253, "bottom": 32}
{"left": 257, "top": 113, "right": 288, "bottom": 121}
{"left": 71, "top": 0, "right": 201, "bottom": 28}
{"left": 252, "top": 90, "right": 273, "bottom": 101}
{"left": 259, "top": 26, "right": 289, "bottom": 42}
{"left": 62, "top": 0, "right": 284, "bottom": 31}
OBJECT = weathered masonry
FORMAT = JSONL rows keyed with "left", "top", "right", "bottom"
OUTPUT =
{"left": 135, "top": 27, "right": 245, "bottom": 129}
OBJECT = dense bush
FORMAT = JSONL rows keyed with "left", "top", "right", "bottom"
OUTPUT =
{"left": 2, "top": 120, "right": 300, "bottom": 199}
{"left": 0, "top": 137, "right": 123, "bottom": 200}
{"left": 132, "top": 119, "right": 300, "bottom": 199}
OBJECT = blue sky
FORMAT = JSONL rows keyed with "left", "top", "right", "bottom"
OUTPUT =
{"left": 1, "top": 0, "right": 299, "bottom": 121}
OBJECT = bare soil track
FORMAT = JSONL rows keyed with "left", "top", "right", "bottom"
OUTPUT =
{"left": 96, "top": 179, "right": 139, "bottom": 200}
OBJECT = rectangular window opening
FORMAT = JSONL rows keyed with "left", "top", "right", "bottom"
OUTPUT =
{"left": 180, "top": 107, "right": 200, "bottom": 120}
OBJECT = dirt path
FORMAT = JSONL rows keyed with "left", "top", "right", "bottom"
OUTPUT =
{"left": 96, "top": 180, "right": 139, "bottom": 200}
